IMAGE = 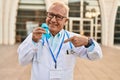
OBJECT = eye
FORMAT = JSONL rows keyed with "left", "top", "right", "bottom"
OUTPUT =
{"left": 56, "top": 15, "right": 63, "bottom": 19}
{"left": 47, "top": 12, "right": 65, "bottom": 21}
{"left": 47, "top": 13, "right": 54, "bottom": 18}
{"left": 49, "top": 13, "right": 55, "bottom": 17}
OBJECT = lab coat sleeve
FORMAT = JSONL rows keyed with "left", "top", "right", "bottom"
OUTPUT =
{"left": 17, "top": 33, "right": 39, "bottom": 66}
{"left": 73, "top": 40, "right": 103, "bottom": 60}
{"left": 87, "top": 40, "right": 103, "bottom": 60}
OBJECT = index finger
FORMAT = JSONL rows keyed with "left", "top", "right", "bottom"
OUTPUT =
{"left": 33, "top": 27, "right": 46, "bottom": 34}
{"left": 64, "top": 37, "right": 74, "bottom": 43}
{"left": 35, "top": 27, "right": 45, "bottom": 31}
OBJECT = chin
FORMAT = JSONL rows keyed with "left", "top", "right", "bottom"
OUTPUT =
{"left": 49, "top": 26, "right": 57, "bottom": 30}
{"left": 50, "top": 28, "right": 56, "bottom": 32}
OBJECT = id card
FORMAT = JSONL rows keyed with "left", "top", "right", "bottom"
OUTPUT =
{"left": 50, "top": 69, "right": 63, "bottom": 79}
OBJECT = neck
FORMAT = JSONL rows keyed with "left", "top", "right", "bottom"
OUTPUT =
{"left": 51, "top": 31, "right": 58, "bottom": 36}
{"left": 50, "top": 30, "right": 61, "bottom": 36}
{"left": 50, "top": 29, "right": 62, "bottom": 36}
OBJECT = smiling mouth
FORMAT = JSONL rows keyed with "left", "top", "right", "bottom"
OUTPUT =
{"left": 49, "top": 23, "right": 58, "bottom": 26}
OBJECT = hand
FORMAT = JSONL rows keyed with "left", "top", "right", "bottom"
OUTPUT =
{"left": 32, "top": 27, "right": 46, "bottom": 42}
{"left": 64, "top": 35, "right": 88, "bottom": 47}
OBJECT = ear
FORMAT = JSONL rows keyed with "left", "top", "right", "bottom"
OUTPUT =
{"left": 64, "top": 18, "right": 69, "bottom": 26}
{"left": 65, "top": 18, "right": 69, "bottom": 23}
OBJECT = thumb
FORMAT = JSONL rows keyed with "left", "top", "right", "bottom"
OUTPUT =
{"left": 64, "top": 37, "right": 73, "bottom": 43}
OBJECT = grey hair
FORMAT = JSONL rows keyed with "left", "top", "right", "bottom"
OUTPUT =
{"left": 48, "top": 1, "right": 69, "bottom": 18}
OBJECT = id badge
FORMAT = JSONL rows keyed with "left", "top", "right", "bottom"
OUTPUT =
{"left": 50, "top": 69, "right": 63, "bottom": 80}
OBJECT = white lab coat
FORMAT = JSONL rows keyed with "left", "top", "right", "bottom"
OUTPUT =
{"left": 17, "top": 30, "right": 102, "bottom": 80}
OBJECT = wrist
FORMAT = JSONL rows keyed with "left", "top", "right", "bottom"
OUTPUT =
{"left": 32, "top": 36, "right": 39, "bottom": 43}
{"left": 85, "top": 38, "right": 93, "bottom": 48}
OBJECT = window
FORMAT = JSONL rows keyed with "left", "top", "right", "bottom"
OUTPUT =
{"left": 68, "top": 0, "right": 101, "bottom": 43}
{"left": 114, "top": 6, "right": 120, "bottom": 44}
{"left": 16, "top": 0, "right": 46, "bottom": 42}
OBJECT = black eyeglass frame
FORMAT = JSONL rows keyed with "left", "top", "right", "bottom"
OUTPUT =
{"left": 46, "top": 12, "right": 66, "bottom": 21}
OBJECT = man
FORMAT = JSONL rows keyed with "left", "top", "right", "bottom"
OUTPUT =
{"left": 17, "top": 1, "right": 102, "bottom": 80}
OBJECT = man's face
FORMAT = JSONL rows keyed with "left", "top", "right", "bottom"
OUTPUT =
{"left": 46, "top": 5, "right": 68, "bottom": 35}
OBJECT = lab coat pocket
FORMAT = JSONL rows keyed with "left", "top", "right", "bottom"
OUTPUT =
{"left": 64, "top": 53, "right": 76, "bottom": 68}
{"left": 33, "top": 53, "right": 39, "bottom": 62}
{"left": 33, "top": 49, "right": 42, "bottom": 63}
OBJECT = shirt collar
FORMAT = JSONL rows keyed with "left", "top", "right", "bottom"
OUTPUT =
{"left": 49, "top": 29, "right": 64, "bottom": 38}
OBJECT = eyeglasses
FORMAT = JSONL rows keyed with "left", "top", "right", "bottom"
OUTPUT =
{"left": 47, "top": 12, "right": 66, "bottom": 21}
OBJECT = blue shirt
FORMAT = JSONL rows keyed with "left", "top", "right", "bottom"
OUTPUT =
{"left": 49, "top": 31, "right": 62, "bottom": 52}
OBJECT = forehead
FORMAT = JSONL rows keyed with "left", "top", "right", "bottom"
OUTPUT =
{"left": 48, "top": 4, "right": 66, "bottom": 16}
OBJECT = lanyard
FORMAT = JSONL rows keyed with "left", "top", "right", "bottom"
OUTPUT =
{"left": 46, "top": 32, "right": 65, "bottom": 69}
{"left": 64, "top": 30, "right": 73, "bottom": 49}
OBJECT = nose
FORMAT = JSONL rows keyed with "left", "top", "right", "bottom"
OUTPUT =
{"left": 51, "top": 16, "right": 57, "bottom": 22}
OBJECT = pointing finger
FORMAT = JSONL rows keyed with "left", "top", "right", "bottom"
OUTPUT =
{"left": 64, "top": 37, "right": 74, "bottom": 43}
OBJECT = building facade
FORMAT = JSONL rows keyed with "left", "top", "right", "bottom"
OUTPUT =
{"left": 0, "top": 0, "right": 120, "bottom": 48}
